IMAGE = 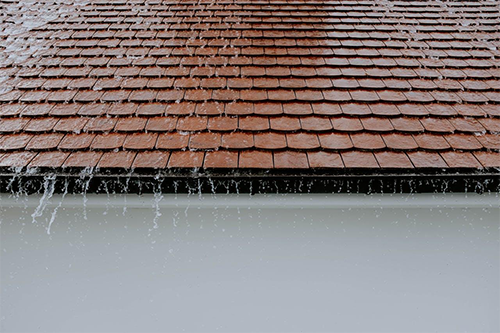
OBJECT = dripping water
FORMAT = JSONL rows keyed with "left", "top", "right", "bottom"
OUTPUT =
{"left": 78, "top": 167, "right": 94, "bottom": 220}
{"left": 31, "top": 174, "right": 56, "bottom": 224}
{"left": 47, "top": 178, "right": 69, "bottom": 235}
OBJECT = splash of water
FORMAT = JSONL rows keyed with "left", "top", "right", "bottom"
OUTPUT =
{"left": 78, "top": 167, "right": 94, "bottom": 220}
{"left": 6, "top": 166, "right": 24, "bottom": 197}
{"left": 151, "top": 175, "right": 164, "bottom": 231}
{"left": 31, "top": 174, "right": 56, "bottom": 224}
{"left": 47, "top": 178, "right": 69, "bottom": 235}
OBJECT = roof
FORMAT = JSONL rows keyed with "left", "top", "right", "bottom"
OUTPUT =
{"left": 0, "top": 0, "right": 499, "bottom": 172}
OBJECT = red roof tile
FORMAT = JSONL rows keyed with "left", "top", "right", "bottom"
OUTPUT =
{"left": 98, "top": 151, "right": 136, "bottom": 168}
{"left": 204, "top": 151, "right": 239, "bottom": 169}
{"left": 239, "top": 151, "right": 273, "bottom": 169}
{"left": 29, "top": 151, "right": 69, "bottom": 168}
{"left": 132, "top": 151, "right": 170, "bottom": 169}
{"left": 0, "top": 151, "right": 37, "bottom": 167}
{"left": 168, "top": 151, "right": 204, "bottom": 168}
{"left": 0, "top": 0, "right": 498, "bottom": 171}
{"left": 274, "top": 151, "right": 309, "bottom": 169}
{"left": 63, "top": 151, "right": 102, "bottom": 168}
{"left": 308, "top": 151, "right": 343, "bottom": 169}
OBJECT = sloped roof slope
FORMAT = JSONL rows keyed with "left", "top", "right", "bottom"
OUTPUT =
{"left": 0, "top": 0, "right": 499, "bottom": 171}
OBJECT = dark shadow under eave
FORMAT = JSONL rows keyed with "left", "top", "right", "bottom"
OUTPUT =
{"left": 0, "top": 166, "right": 498, "bottom": 194}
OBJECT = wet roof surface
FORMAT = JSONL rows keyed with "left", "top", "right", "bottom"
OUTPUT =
{"left": 0, "top": 0, "right": 499, "bottom": 171}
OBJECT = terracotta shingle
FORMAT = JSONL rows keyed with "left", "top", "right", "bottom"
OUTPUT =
{"left": 53, "top": 118, "right": 88, "bottom": 133}
{"left": 441, "top": 152, "right": 482, "bottom": 168}
{"left": 59, "top": 134, "right": 95, "bottom": 150}
{"left": 91, "top": 134, "right": 126, "bottom": 150}
{"left": 221, "top": 133, "right": 254, "bottom": 149}
{"left": 350, "top": 133, "right": 386, "bottom": 150}
{"left": 132, "top": 151, "right": 170, "bottom": 169}
{"left": 382, "top": 134, "right": 418, "bottom": 151}
{"left": 286, "top": 133, "right": 320, "bottom": 150}
{"left": 84, "top": 117, "right": 117, "bottom": 133}
{"left": 375, "top": 152, "right": 413, "bottom": 169}
{"left": 156, "top": 133, "right": 189, "bottom": 150}
{"left": 189, "top": 133, "right": 221, "bottom": 150}
{"left": 0, "top": 118, "right": 29, "bottom": 133}
{"left": 307, "top": 151, "right": 343, "bottom": 169}
{"left": 98, "top": 151, "right": 136, "bottom": 168}
{"left": 473, "top": 152, "right": 500, "bottom": 168}
{"left": 204, "top": 151, "right": 238, "bottom": 169}
{"left": 239, "top": 116, "right": 269, "bottom": 131}
{"left": 444, "top": 135, "right": 483, "bottom": 151}
{"left": 476, "top": 134, "right": 499, "bottom": 151}
{"left": 407, "top": 152, "right": 448, "bottom": 168}
{"left": 254, "top": 133, "right": 287, "bottom": 150}
{"left": 413, "top": 134, "right": 451, "bottom": 151}
{"left": 63, "top": 152, "right": 103, "bottom": 168}
{"left": 115, "top": 118, "right": 147, "bottom": 132}
{"left": 274, "top": 152, "right": 309, "bottom": 169}
{"left": 341, "top": 152, "right": 379, "bottom": 168}
{"left": 0, "top": 151, "right": 37, "bottom": 167}
{"left": 168, "top": 151, "right": 204, "bottom": 168}
{"left": 124, "top": 133, "right": 158, "bottom": 150}
{"left": 26, "top": 133, "right": 64, "bottom": 150}
{"left": 239, "top": 150, "right": 273, "bottom": 169}
{"left": 29, "top": 151, "right": 69, "bottom": 168}
{"left": 0, "top": 134, "right": 33, "bottom": 151}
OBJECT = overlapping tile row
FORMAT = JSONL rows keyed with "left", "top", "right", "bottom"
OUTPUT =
{"left": 0, "top": 0, "right": 499, "bottom": 170}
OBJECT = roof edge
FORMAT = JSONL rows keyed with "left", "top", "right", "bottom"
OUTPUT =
{"left": 1, "top": 167, "right": 498, "bottom": 195}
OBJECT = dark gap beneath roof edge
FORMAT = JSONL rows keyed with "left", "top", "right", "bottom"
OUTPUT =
{"left": 0, "top": 167, "right": 498, "bottom": 194}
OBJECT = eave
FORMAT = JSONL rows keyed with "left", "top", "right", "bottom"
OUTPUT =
{"left": 1, "top": 167, "right": 498, "bottom": 194}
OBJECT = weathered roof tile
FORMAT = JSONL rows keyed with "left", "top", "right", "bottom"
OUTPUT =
{"left": 168, "top": 151, "right": 204, "bottom": 168}
{"left": 204, "top": 151, "right": 238, "bottom": 169}
{"left": 307, "top": 151, "right": 343, "bottom": 168}
{"left": 239, "top": 151, "right": 273, "bottom": 169}
{"left": 341, "top": 151, "right": 379, "bottom": 168}
{"left": 441, "top": 152, "right": 482, "bottom": 168}
{"left": 274, "top": 151, "right": 309, "bottom": 169}
{"left": 408, "top": 152, "right": 448, "bottom": 168}
{"left": 375, "top": 152, "right": 413, "bottom": 169}
{"left": 98, "top": 151, "right": 136, "bottom": 168}
{"left": 29, "top": 151, "right": 69, "bottom": 168}
{"left": 0, "top": 0, "right": 498, "bottom": 170}
{"left": 0, "top": 151, "right": 37, "bottom": 167}
{"left": 132, "top": 151, "right": 170, "bottom": 169}
{"left": 63, "top": 151, "right": 102, "bottom": 168}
